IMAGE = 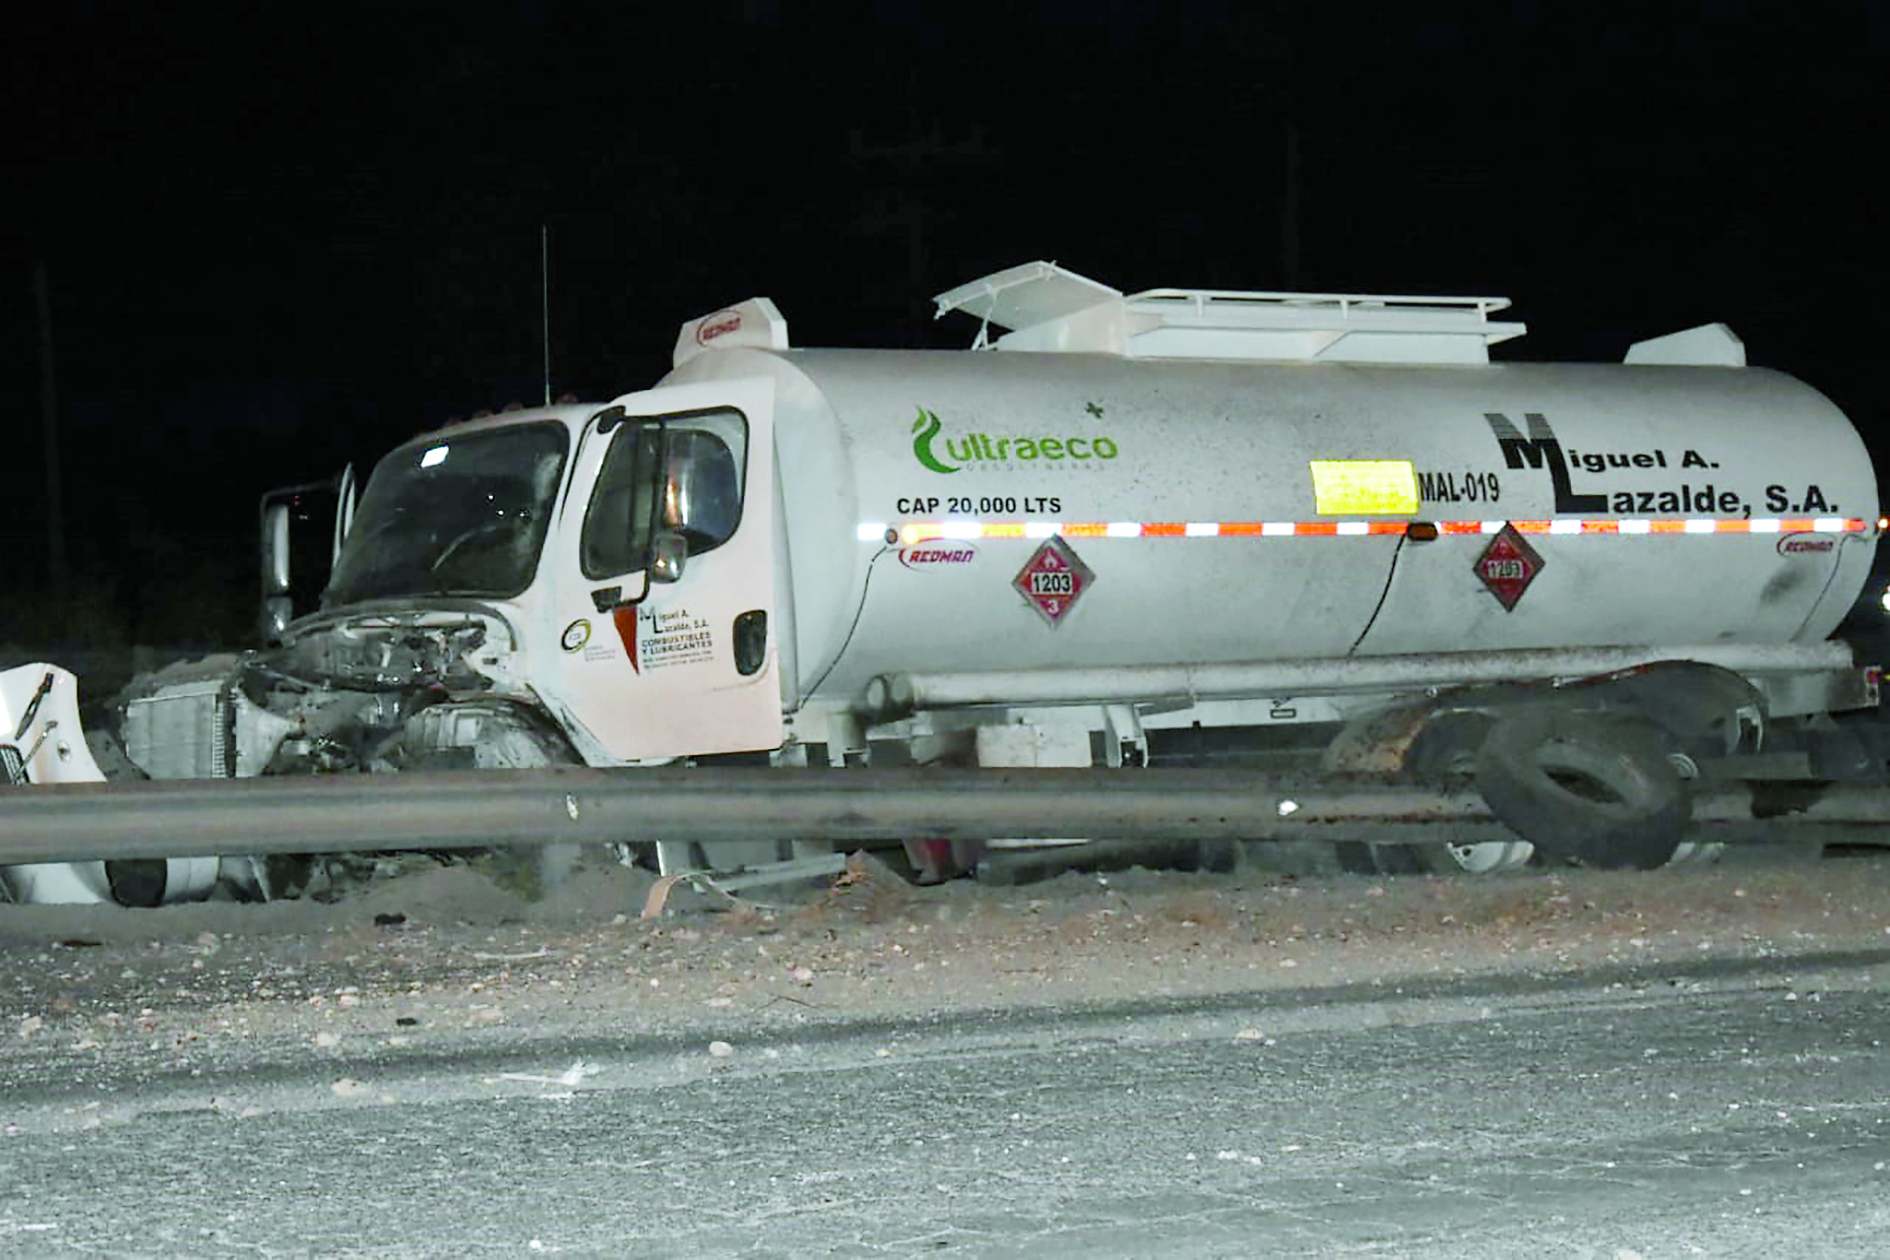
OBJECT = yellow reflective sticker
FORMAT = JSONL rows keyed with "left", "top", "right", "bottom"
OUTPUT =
{"left": 1308, "top": 460, "right": 1419, "bottom": 515}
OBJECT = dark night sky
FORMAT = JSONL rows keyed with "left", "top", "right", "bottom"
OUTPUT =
{"left": 6, "top": 1, "right": 1886, "bottom": 640}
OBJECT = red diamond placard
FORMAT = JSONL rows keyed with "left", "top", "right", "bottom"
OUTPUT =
{"left": 1014, "top": 535, "right": 1094, "bottom": 628}
{"left": 1474, "top": 523, "right": 1545, "bottom": 611}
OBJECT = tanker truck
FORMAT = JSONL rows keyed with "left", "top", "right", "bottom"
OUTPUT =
{"left": 92, "top": 261, "right": 1884, "bottom": 888}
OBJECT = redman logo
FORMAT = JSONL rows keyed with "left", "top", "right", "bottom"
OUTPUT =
{"left": 897, "top": 542, "right": 978, "bottom": 569}
{"left": 1776, "top": 532, "right": 1836, "bottom": 556}
{"left": 695, "top": 310, "right": 742, "bottom": 346}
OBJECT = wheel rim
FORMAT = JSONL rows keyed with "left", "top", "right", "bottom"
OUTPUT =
{"left": 1443, "top": 840, "right": 1535, "bottom": 874}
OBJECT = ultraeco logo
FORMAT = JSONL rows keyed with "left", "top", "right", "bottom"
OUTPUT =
{"left": 911, "top": 408, "right": 1120, "bottom": 474}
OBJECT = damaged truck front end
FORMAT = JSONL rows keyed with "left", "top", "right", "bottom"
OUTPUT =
{"left": 122, "top": 607, "right": 578, "bottom": 784}
{"left": 4, "top": 409, "right": 599, "bottom": 905}
{"left": 127, "top": 410, "right": 590, "bottom": 788}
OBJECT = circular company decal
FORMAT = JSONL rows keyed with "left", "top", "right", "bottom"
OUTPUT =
{"left": 560, "top": 618, "right": 592, "bottom": 652}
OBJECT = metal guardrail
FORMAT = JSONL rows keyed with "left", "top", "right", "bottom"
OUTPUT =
{"left": 0, "top": 767, "right": 1486, "bottom": 865}
{"left": 1, "top": 767, "right": 1885, "bottom": 867}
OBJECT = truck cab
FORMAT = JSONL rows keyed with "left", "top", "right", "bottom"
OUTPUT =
{"left": 129, "top": 383, "right": 783, "bottom": 788}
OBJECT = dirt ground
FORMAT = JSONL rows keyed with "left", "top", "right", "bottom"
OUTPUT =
{"left": 4, "top": 841, "right": 1889, "bottom": 1078}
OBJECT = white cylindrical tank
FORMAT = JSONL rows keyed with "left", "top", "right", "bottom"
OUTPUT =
{"left": 663, "top": 348, "right": 1877, "bottom": 709}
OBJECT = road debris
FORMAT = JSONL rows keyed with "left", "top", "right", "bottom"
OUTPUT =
{"left": 499, "top": 1061, "right": 602, "bottom": 1088}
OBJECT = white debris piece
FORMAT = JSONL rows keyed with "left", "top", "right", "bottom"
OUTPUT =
{"left": 501, "top": 1060, "right": 602, "bottom": 1086}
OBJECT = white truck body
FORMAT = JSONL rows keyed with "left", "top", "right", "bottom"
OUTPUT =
{"left": 62, "top": 262, "right": 1881, "bottom": 887}
{"left": 390, "top": 262, "right": 1871, "bottom": 769}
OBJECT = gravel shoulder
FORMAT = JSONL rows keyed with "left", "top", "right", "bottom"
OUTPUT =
{"left": 5, "top": 843, "right": 1890, "bottom": 1100}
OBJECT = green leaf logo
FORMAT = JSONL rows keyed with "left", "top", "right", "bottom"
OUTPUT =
{"left": 910, "top": 407, "right": 957, "bottom": 474}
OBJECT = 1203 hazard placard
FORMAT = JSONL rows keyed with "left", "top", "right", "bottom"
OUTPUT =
{"left": 1014, "top": 536, "right": 1094, "bottom": 628}
{"left": 1474, "top": 523, "right": 1544, "bottom": 611}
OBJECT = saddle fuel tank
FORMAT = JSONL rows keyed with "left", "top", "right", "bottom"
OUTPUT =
{"left": 663, "top": 270, "right": 1877, "bottom": 711}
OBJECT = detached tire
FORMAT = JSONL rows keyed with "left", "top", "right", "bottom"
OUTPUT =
{"left": 1475, "top": 709, "right": 1690, "bottom": 869}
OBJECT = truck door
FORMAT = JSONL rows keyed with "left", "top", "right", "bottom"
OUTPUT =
{"left": 544, "top": 378, "right": 781, "bottom": 760}
{"left": 257, "top": 465, "right": 356, "bottom": 644}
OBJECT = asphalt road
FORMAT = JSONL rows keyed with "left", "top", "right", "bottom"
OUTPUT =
{"left": 3, "top": 949, "right": 1888, "bottom": 1258}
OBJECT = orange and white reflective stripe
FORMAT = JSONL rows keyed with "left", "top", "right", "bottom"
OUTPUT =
{"left": 859, "top": 518, "right": 1872, "bottom": 544}
{"left": 1462, "top": 517, "right": 1866, "bottom": 536}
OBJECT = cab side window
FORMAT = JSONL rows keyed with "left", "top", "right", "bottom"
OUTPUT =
{"left": 580, "top": 409, "right": 747, "bottom": 579}
{"left": 661, "top": 429, "right": 740, "bottom": 552}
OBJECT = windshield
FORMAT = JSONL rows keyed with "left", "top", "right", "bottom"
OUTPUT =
{"left": 326, "top": 423, "right": 568, "bottom": 605}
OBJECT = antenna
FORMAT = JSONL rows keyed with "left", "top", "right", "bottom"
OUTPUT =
{"left": 540, "top": 223, "right": 552, "bottom": 406}
{"left": 32, "top": 260, "right": 67, "bottom": 594}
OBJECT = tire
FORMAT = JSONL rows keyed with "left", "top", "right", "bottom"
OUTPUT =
{"left": 105, "top": 859, "right": 169, "bottom": 908}
{"left": 1475, "top": 709, "right": 1691, "bottom": 869}
{"left": 1378, "top": 712, "right": 1537, "bottom": 877}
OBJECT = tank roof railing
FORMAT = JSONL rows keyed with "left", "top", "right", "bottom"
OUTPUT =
{"left": 1129, "top": 287, "right": 1517, "bottom": 324}
{"left": 933, "top": 260, "right": 1528, "bottom": 365}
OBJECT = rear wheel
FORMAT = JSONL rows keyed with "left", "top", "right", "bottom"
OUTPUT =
{"left": 1406, "top": 836, "right": 1536, "bottom": 875}
{"left": 1369, "top": 711, "right": 1539, "bottom": 876}
{"left": 1475, "top": 709, "right": 1691, "bottom": 869}
{"left": 1336, "top": 834, "right": 1535, "bottom": 876}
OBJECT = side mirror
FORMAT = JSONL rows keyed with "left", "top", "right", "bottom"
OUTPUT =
{"left": 257, "top": 467, "right": 350, "bottom": 644}
{"left": 332, "top": 463, "right": 358, "bottom": 563}
{"left": 260, "top": 502, "right": 293, "bottom": 644}
{"left": 650, "top": 531, "right": 688, "bottom": 585}
{"left": 262, "top": 502, "right": 292, "bottom": 595}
